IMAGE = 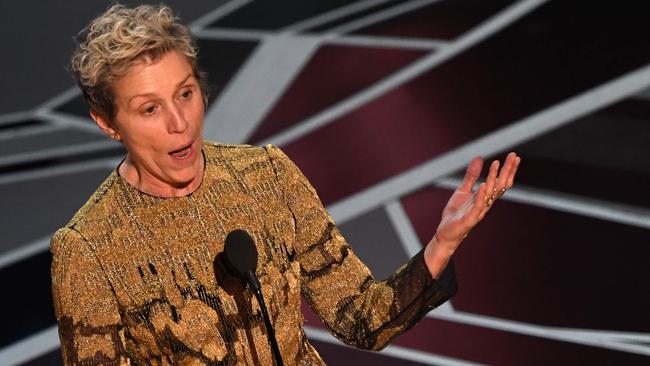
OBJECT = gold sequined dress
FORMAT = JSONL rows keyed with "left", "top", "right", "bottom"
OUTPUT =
{"left": 50, "top": 142, "right": 457, "bottom": 365}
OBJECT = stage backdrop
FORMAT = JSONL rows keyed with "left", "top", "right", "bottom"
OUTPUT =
{"left": 1, "top": 1, "right": 649, "bottom": 365}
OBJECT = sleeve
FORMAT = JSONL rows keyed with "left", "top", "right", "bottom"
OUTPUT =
{"left": 50, "top": 227, "right": 133, "bottom": 365}
{"left": 265, "top": 145, "right": 458, "bottom": 351}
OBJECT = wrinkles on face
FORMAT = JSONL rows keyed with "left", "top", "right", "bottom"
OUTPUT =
{"left": 108, "top": 51, "right": 206, "bottom": 197}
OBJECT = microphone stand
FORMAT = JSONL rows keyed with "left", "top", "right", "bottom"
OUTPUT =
{"left": 245, "top": 272, "right": 284, "bottom": 366}
{"left": 253, "top": 288, "right": 283, "bottom": 366}
{"left": 221, "top": 229, "right": 284, "bottom": 366}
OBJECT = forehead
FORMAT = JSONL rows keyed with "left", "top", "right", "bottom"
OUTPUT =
{"left": 112, "top": 51, "right": 194, "bottom": 101}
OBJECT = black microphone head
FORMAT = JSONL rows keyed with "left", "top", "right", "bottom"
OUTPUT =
{"left": 223, "top": 229, "right": 258, "bottom": 285}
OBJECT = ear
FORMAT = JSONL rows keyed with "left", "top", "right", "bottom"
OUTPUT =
{"left": 90, "top": 109, "right": 121, "bottom": 141}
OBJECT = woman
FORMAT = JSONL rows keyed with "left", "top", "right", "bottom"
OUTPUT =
{"left": 51, "top": 4, "right": 520, "bottom": 365}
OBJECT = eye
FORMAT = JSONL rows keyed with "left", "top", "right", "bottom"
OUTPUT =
{"left": 142, "top": 105, "right": 157, "bottom": 116}
{"left": 180, "top": 89, "right": 193, "bottom": 100}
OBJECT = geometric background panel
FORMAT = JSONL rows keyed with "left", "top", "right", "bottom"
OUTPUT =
{"left": 250, "top": 45, "right": 427, "bottom": 142}
{"left": 2, "top": 1, "right": 650, "bottom": 365}
{"left": 0, "top": 251, "right": 54, "bottom": 348}
{"left": 352, "top": 0, "right": 516, "bottom": 40}
{"left": 197, "top": 39, "right": 260, "bottom": 105}
{"left": 390, "top": 316, "right": 650, "bottom": 365}
{"left": 0, "top": 168, "right": 113, "bottom": 253}
{"left": 338, "top": 206, "right": 411, "bottom": 280}
{"left": 402, "top": 185, "right": 650, "bottom": 332}
{"left": 208, "top": 0, "right": 355, "bottom": 30}
{"left": 510, "top": 98, "right": 650, "bottom": 208}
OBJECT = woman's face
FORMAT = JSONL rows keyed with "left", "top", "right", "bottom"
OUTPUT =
{"left": 92, "top": 51, "right": 205, "bottom": 196}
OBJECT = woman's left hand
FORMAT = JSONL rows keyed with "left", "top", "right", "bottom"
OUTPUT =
{"left": 424, "top": 152, "right": 521, "bottom": 277}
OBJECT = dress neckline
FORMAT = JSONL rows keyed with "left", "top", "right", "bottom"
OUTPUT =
{"left": 114, "top": 144, "right": 208, "bottom": 200}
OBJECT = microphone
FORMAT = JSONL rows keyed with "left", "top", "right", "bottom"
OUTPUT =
{"left": 222, "top": 229, "right": 284, "bottom": 366}
{"left": 223, "top": 229, "right": 260, "bottom": 291}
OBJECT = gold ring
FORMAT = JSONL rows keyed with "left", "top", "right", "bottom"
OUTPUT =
{"left": 495, "top": 187, "right": 507, "bottom": 198}
{"left": 485, "top": 195, "right": 494, "bottom": 206}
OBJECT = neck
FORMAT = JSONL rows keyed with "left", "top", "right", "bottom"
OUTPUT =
{"left": 118, "top": 153, "right": 205, "bottom": 197}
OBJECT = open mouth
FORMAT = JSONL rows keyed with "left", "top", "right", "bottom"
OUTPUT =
{"left": 169, "top": 143, "right": 193, "bottom": 159}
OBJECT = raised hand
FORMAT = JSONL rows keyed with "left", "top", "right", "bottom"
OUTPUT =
{"left": 424, "top": 152, "right": 521, "bottom": 278}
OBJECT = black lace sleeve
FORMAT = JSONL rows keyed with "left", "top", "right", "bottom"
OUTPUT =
{"left": 266, "top": 145, "right": 458, "bottom": 350}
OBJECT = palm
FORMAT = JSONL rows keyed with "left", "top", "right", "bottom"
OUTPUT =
{"left": 438, "top": 189, "right": 475, "bottom": 237}
{"left": 436, "top": 183, "right": 479, "bottom": 244}
{"left": 434, "top": 153, "right": 521, "bottom": 246}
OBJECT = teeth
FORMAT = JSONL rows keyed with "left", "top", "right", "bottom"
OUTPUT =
{"left": 173, "top": 146, "right": 191, "bottom": 158}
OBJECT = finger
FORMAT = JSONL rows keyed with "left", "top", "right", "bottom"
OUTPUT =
{"left": 494, "top": 153, "right": 516, "bottom": 197}
{"left": 479, "top": 198, "right": 492, "bottom": 221}
{"left": 481, "top": 160, "right": 499, "bottom": 210}
{"left": 458, "top": 157, "right": 483, "bottom": 193}
{"left": 485, "top": 159, "right": 499, "bottom": 195}
{"left": 480, "top": 181, "right": 497, "bottom": 217}
{"left": 496, "top": 153, "right": 516, "bottom": 188}
{"left": 506, "top": 156, "right": 521, "bottom": 188}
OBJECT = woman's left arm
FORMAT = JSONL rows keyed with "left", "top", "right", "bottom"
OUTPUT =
{"left": 266, "top": 145, "right": 520, "bottom": 351}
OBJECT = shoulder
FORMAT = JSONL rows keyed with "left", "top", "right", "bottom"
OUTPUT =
{"left": 202, "top": 140, "right": 262, "bottom": 161}
{"left": 202, "top": 140, "right": 288, "bottom": 170}
{"left": 50, "top": 227, "right": 97, "bottom": 272}
{"left": 201, "top": 142, "right": 304, "bottom": 195}
{"left": 50, "top": 226, "right": 99, "bottom": 292}
{"left": 50, "top": 226, "right": 86, "bottom": 257}
{"left": 50, "top": 226, "right": 120, "bottom": 325}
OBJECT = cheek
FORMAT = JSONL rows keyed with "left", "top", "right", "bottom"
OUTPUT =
{"left": 190, "top": 108, "right": 205, "bottom": 131}
{"left": 194, "top": 100, "right": 206, "bottom": 120}
{"left": 132, "top": 127, "right": 168, "bottom": 152}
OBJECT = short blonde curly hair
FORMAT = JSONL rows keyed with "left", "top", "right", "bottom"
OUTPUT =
{"left": 71, "top": 4, "right": 208, "bottom": 120}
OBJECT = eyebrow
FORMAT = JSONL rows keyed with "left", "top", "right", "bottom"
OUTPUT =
{"left": 127, "top": 73, "right": 195, "bottom": 105}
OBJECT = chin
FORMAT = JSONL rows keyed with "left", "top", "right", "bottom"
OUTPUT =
{"left": 169, "top": 171, "right": 199, "bottom": 187}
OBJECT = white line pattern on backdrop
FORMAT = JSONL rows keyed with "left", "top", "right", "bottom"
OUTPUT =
{"left": 35, "top": 110, "right": 104, "bottom": 135}
{"left": 304, "top": 325, "right": 486, "bottom": 366}
{"left": 327, "top": 0, "right": 444, "bottom": 35}
{"left": 0, "top": 326, "right": 60, "bottom": 366}
{"left": 0, "top": 140, "right": 119, "bottom": 168}
{"left": 193, "top": 27, "right": 269, "bottom": 41}
{"left": 282, "top": 0, "right": 396, "bottom": 33}
{"left": 259, "top": 0, "right": 549, "bottom": 147}
{"left": 34, "top": 87, "right": 81, "bottom": 114}
{"left": 0, "top": 111, "right": 35, "bottom": 126}
{"left": 2, "top": 0, "right": 649, "bottom": 364}
{"left": 0, "top": 157, "right": 119, "bottom": 185}
{"left": 0, "top": 124, "right": 63, "bottom": 142}
{"left": 189, "top": 0, "right": 250, "bottom": 32}
{"left": 329, "top": 34, "right": 447, "bottom": 50}
{"left": 428, "top": 310, "right": 650, "bottom": 356}
{"left": 0, "top": 236, "right": 52, "bottom": 270}
{"left": 203, "top": 35, "right": 321, "bottom": 143}
{"left": 433, "top": 177, "right": 650, "bottom": 229}
{"left": 385, "top": 200, "right": 456, "bottom": 313}
{"left": 325, "top": 62, "right": 650, "bottom": 224}
{"left": 195, "top": 27, "right": 448, "bottom": 51}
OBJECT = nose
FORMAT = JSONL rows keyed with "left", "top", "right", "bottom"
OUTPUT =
{"left": 166, "top": 102, "right": 188, "bottom": 134}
